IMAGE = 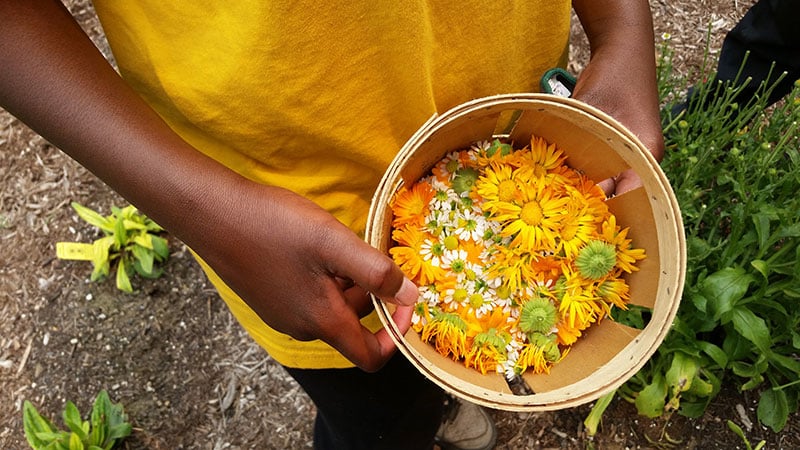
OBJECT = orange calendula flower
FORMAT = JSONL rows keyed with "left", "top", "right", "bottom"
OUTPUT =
{"left": 465, "top": 331, "right": 509, "bottom": 374}
{"left": 390, "top": 227, "right": 446, "bottom": 285}
{"left": 556, "top": 319, "right": 583, "bottom": 346}
{"left": 391, "top": 182, "right": 435, "bottom": 228}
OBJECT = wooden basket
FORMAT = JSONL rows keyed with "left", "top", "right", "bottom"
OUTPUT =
{"left": 365, "top": 94, "right": 686, "bottom": 411}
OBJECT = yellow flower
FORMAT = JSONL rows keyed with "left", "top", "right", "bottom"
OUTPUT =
{"left": 391, "top": 182, "right": 435, "bottom": 228}
{"left": 486, "top": 246, "right": 533, "bottom": 292}
{"left": 493, "top": 179, "right": 569, "bottom": 252}
{"left": 528, "top": 254, "right": 562, "bottom": 283}
{"left": 555, "top": 267, "right": 607, "bottom": 331}
{"left": 514, "top": 342, "right": 552, "bottom": 374}
{"left": 594, "top": 278, "right": 630, "bottom": 310}
{"left": 464, "top": 311, "right": 512, "bottom": 374}
{"left": 421, "top": 310, "right": 469, "bottom": 359}
{"left": 569, "top": 176, "right": 610, "bottom": 222}
{"left": 476, "top": 162, "right": 522, "bottom": 205}
{"left": 510, "top": 135, "right": 567, "bottom": 178}
{"left": 464, "top": 307, "right": 511, "bottom": 339}
{"left": 555, "top": 203, "right": 597, "bottom": 259}
{"left": 465, "top": 336, "right": 508, "bottom": 374}
{"left": 600, "top": 216, "right": 647, "bottom": 274}
{"left": 555, "top": 319, "right": 582, "bottom": 346}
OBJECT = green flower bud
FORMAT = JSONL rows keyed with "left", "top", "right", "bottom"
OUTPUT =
{"left": 576, "top": 240, "right": 617, "bottom": 280}
{"left": 519, "top": 297, "right": 558, "bottom": 334}
{"left": 452, "top": 168, "right": 479, "bottom": 194}
{"left": 474, "top": 328, "right": 510, "bottom": 351}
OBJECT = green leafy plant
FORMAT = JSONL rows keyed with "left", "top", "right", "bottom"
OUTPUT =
{"left": 23, "top": 390, "right": 132, "bottom": 450}
{"left": 588, "top": 39, "right": 800, "bottom": 438}
{"left": 56, "top": 202, "right": 169, "bottom": 292}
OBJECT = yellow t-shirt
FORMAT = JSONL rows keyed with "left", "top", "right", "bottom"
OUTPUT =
{"left": 92, "top": 1, "right": 571, "bottom": 368}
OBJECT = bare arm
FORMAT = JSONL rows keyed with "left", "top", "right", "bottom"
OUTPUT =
{"left": 0, "top": 0, "right": 416, "bottom": 372}
{"left": 572, "top": 0, "right": 664, "bottom": 193}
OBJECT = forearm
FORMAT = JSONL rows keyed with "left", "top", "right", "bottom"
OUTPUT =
{"left": 572, "top": 0, "right": 663, "bottom": 161}
{"left": 0, "top": 0, "right": 243, "bottom": 250}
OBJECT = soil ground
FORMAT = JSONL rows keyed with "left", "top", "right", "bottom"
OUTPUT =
{"left": 2, "top": 1, "right": 798, "bottom": 449}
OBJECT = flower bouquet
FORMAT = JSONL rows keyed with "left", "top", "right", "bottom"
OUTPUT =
{"left": 366, "top": 94, "right": 685, "bottom": 411}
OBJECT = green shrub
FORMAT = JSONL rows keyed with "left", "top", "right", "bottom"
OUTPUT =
{"left": 23, "top": 390, "right": 131, "bottom": 450}
{"left": 588, "top": 40, "right": 800, "bottom": 435}
{"left": 56, "top": 202, "right": 169, "bottom": 292}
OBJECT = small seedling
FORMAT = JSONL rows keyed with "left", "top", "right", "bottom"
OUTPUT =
{"left": 56, "top": 202, "right": 169, "bottom": 292}
{"left": 23, "top": 390, "right": 132, "bottom": 450}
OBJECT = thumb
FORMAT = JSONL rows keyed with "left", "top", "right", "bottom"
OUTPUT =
{"left": 322, "top": 224, "right": 419, "bottom": 307}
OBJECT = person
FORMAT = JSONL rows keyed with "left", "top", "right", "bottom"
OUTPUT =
{"left": 677, "top": 0, "right": 800, "bottom": 116}
{"left": 0, "top": 1, "right": 664, "bottom": 449}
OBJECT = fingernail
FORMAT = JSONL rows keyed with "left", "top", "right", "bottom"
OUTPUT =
{"left": 395, "top": 278, "right": 419, "bottom": 306}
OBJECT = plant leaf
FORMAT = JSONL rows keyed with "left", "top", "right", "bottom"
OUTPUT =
{"left": 62, "top": 402, "right": 87, "bottom": 440}
{"left": 68, "top": 432, "right": 85, "bottom": 450}
{"left": 113, "top": 215, "right": 127, "bottom": 250}
{"left": 700, "top": 267, "right": 754, "bottom": 321}
{"left": 731, "top": 306, "right": 772, "bottom": 354}
{"left": 584, "top": 390, "right": 615, "bottom": 436}
{"left": 131, "top": 233, "right": 153, "bottom": 250}
{"left": 750, "top": 259, "right": 769, "bottom": 279}
{"left": 90, "top": 236, "right": 115, "bottom": 280}
{"left": 90, "top": 392, "right": 108, "bottom": 446}
{"left": 56, "top": 243, "right": 95, "bottom": 261}
{"left": 151, "top": 236, "right": 169, "bottom": 260}
{"left": 121, "top": 219, "right": 147, "bottom": 231}
{"left": 131, "top": 245, "right": 154, "bottom": 275}
{"left": 752, "top": 214, "right": 771, "bottom": 253}
{"left": 757, "top": 388, "right": 789, "bottom": 432}
{"left": 666, "top": 352, "right": 699, "bottom": 394}
{"left": 635, "top": 375, "right": 667, "bottom": 418}
{"left": 696, "top": 341, "right": 728, "bottom": 368}
{"left": 116, "top": 258, "right": 133, "bottom": 293}
{"left": 106, "top": 423, "right": 133, "bottom": 441}
{"left": 23, "top": 400, "right": 57, "bottom": 448}
{"left": 70, "top": 202, "right": 113, "bottom": 233}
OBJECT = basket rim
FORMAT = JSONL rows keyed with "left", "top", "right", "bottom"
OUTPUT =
{"left": 366, "top": 93, "right": 687, "bottom": 411}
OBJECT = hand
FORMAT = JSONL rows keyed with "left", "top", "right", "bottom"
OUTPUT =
{"left": 573, "top": 66, "right": 664, "bottom": 195}
{"left": 194, "top": 182, "right": 418, "bottom": 372}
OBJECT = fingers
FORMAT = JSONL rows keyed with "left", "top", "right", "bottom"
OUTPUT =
{"left": 320, "top": 296, "right": 412, "bottom": 372}
{"left": 597, "top": 176, "right": 616, "bottom": 196}
{"left": 613, "top": 168, "right": 643, "bottom": 195}
{"left": 341, "top": 283, "right": 374, "bottom": 318}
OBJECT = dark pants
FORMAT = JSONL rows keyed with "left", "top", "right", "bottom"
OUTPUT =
{"left": 717, "top": 0, "right": 800, "bottom": 105}
{"left": 285, "top": 352, "right": 446, "bottom": 450}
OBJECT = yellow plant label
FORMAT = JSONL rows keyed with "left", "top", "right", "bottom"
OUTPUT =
{"left": 56, "top": 242, "right": 94, "bottom": 261}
